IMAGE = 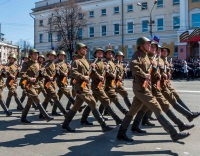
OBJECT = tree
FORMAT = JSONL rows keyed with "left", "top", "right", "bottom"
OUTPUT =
{"left": 45, "top": 0, "right": 87, "bottom": 60}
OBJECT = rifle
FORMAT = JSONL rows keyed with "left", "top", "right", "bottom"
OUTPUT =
{"left": 26, "top": 63, "right": 49, "bottom": 90}
{"left": 142, "top": 54, "right": 157, "bottom": 89}
{"left": 110, "top": 60, "right": 119, "bottom": 87}
{"left": 9, "top": 64, "right": 21, "bottom": 87}
{"left": 81, "top": 58, "right": 98, "bottom": 89}
{"left": 156, "top": 54, "right": 161, "bottom": 90}
{"left": 97, "top": 62, "right": 110, "bottom": 90}
{"left": 163, "top": 57, "right": 172, "bottom": 85}
{"left": 116, "top": 62, "right": 128, "bottom": 87}
{"left": 57, "top": 61, "right": 71, "bottom": 85}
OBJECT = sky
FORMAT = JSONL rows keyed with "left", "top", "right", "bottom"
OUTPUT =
{"left": 0, "top": 0, "right": 39, "bottom": 46}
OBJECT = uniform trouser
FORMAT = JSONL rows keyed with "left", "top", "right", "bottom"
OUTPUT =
{"left": 22, "top": 87, "right": 41, "bottom": 117}
{"left": 0, "top": 87, "right": 3, "bottom": 100}
{"left": 71, "top": 92, "right": 97, "bottom": 112}
{"left": 21, "top": 90, "right": 27, "bottom": 100}
{"left": 127, "top": 89, "right": 162, "bottom": 118}
{"left": 52, "top": 85, "right": 72, "bottom": 112}
{"left": 43, "top": 84, "right": 59, "bottom": 106}
{"left": 115, "top": 85, "right": 128, "bottom": 97}
{"left": 7, "top": 85, "right": 18, "bottom": 99}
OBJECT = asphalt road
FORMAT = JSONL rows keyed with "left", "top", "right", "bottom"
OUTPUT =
{"left": 0, "top": 79, "right": 200, "bottom": 156}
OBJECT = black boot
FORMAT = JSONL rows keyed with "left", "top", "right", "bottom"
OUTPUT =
{"left": 166, "top": 109, "right": 194, "bottom": 132}
{"left": 37, "top": 103, "right": 54, "bottom": 122}
{"left": 6, "top": 97, "right": 11, "bottom": 108}
{"left": 20, "top": 96, "right": 25, "bottom": 103}
{"left": 105, "top": 106, "right": 122, "bottom": 125}
{"left": 131, "top": 111, "right": 146, "bottom": 133}
{"left": 99, "top": 104, "right": 104, "bottom": 115}
{"left": 39, "top": 102, "right": 48, "bottom": 119}
{"left": 66, "top": 100, "right": 72, "bottom": 111}
{"left": 124, "top": 97, "right": 131, "bottom": 109}
{"left": 114, "top": 102, "right": 128, "bottom": 115}
{"left": 0, "top": 100, "right": 12, "bottom": 117}
{"left": 81, "top": 106, "right": 93, "bottom": 125}
{"left": 142, "top": 111, "right": 155, "bottom": 126}
{"left": 52, "top": 101, "right": 62, "bottom": 116}
{"left": 173, "top": 102, "right": 200, "bottom": 122}
{"left": 21, "top": 104, "right": 32, "bottom": 123}
{"left": 15, "top": 97, "right": 24, "bottom": 111}
{"left": 117, "top": 115, "right": 134, "bottom": 142}
{"left": 62, "top": 110, "right": 76, "bottom": 132}
{"left": 32, "top": 103, "right": 38, "bottom": 110}
{"left": 157, "top": 113, "right": 190, "bottom": 142}
{"left": 54, "top": 100, "right": 67, "bottom": 116}
{"left": 92, "top": 109, "right": 113, "bottom": 132}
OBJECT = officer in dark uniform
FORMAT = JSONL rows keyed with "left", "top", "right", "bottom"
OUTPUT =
{"left": 6, "top": 53, "right": 24, "bottom": 111}
{"left": 117, "top": 37, "right": 190, "bottom": 142}
{"left": 20, "top": 49, "right": 54, "bottom": 123}
{"left": 62, "top": 43, "right": 112, "bottom": 132}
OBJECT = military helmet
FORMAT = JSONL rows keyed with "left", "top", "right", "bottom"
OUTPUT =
{"left": 151, "top": 41, "right": 158, "bottom": 49}
{"left": 29, "top": 48, "right": 39, "bottom": 56}
{"left": 115, "top": 51, "right": 124, "bottom": 58}
{"left": 161, "top": 46, "right": 170, "bottom": 56}
{"left": 105, "top": 48, "right": 115, "bottom": 56}
{"left": 38, "top": 54, "right": 45, "bottom": 60}
{"left": 93, "top": 48, "right": 105, "bottom": 57}
{"left": 22, "top": 53, "right": 29, "bottom": 59}
{"left": 158, "top": 44, "right": 162, "bottom": 48}
{"left": 136, "top": 37, "right": 151, "bottom": 49}
{"left": 8, "top": 53, "right": 17, "bottom": 60}
{"left": 57, "top": 50, "right": 66, "bottom": 56}
{"left": 75, "top": 43, "right": 87, "bottom": 53}
{"left": 46, "top": 50, "right": 57, "bottom": 57}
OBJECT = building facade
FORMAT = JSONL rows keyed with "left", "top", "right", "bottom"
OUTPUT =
{"left": 32, "top": 0, "right": 200, "bottom": 60}
{"left": 0, "top": 41, "right": 20, "bottom": 64}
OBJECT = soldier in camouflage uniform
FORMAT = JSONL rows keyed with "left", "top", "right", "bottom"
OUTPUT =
{"left": 20, "top": 49, "right": 54, "bottom": 123}
{"left": 62, "top": 43, "right": 112, "bottom": 132}
{"left": 0, "top": 63, "right": 12, "bottom": 116}
{"left": 117, "top": 37, "right": 190, "bottom": 142}
{"left": 6, "top": 53, "right": 24, "bottom": 111}
{"left": 80, "top": 48, "right": 122, "bottom": 125}
{"left": 41, "top": 50, "right": 67, "bottom": 116}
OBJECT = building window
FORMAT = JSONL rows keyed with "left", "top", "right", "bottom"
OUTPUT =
{"left": 173, "top": 16, "right": 180, "bottom": 29}
{"left": 127, "top": 4, "right": 133, "bottom": 12}
{"left": 142, "top": 2, "right": 148, "bottom": 10}
{"left": 48, "top": 17, "right": 52, "bottom": 24}
{"left": 114, "top": 24, "right": 120, "bottom": 35}
{"left": 39, "top": 20, "right": 43, "bottom": 26}
{"left": 127, "top": 47, "right": 134, "bottom": 59}
{"left": 57, "top": 33, "right": 61, "bottom": 41}
{"left": 89, "top": 49, "right": 94, "bottom": 60}
{"left": 89, "top": 27, "right": 94, "bottom": 37}
{"left": 173, "top": 0, "right": 179, "bottom": 5}
{"left": 157, "top": 0, "right": 163, "bottom": 7}
{"left": 39, "top": 34, "right": 43, "bottom": 43}
{"left": 192, "top": 13, "right": 200, "bottom": 28}
{"left": 101, "top": 25, "right": 107, "bottom": 36}
{"left": 114, "top": 6, "right": 119, "bottom": 14}
{"left": 89, "top": 11, "right": 94, "bottom": 18}
{"left": 78, "top": 13, "right": 83, "bottom": 20}
{"left": 157, "top": 18, "right": 164, "bottom": 31}
{"left": 101, "top": 9, "right": 106, "bottom": 16}
{"left": 127, "top": 22, "right": 134, "bottom": 34}
{"left": 142, "top": 20, "right": 148, "bottom": 32}
{"left": 78, "top": 28, "right": 83, "bottom": 39}
{"left": 48, "top": 33, "right": 52, "bottom": 42}
{"left": 192, "top": 0, "right": 200, "bottom": 2}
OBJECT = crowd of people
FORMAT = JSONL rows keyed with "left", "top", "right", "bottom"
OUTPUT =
{"left": 0, "top": 37, "right": 200, "bottom": 145}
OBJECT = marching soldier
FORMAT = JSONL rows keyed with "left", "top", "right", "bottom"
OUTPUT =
{"left": 20, "top": 49, "right": 54, "bottom": 123}
{"left": 62, "top": 43, "right": 112, "bottom": 132}
{"left": 159, "top": 47, "right": 200, "bottom": 121}
{"left": 40, "top": 50, "right": 67, "bottom": 116}
{"left": 0, "top": 63, "right": 12, "bottom": 116}
{"left": 52, "top": 50, "right": 78, "bottom": 116}
{"left": 6, "top": 53, "right": 24, "bottom": 111}
{"left": 117, "top": 37, "right": 190, "bottom": 142}
{"left": 80, "top": 48, "right": 122, "bottom": 125}
{"left": 19, "top": 53, "right": 29, "bottom": 103}
{"left": 101, "top": 49, "right": 128, "bottom": 115}
{"left": 114, "top": 51, "right": 132, "bottom": 108}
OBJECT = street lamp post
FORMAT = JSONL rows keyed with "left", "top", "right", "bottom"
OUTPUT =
{"left": 29, "top": 13, "right": 36, "bottom": 48}
{"left": 137, "top": 0, "right": 157, "bottom": 39}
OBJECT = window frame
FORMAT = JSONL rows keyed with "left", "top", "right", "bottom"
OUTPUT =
{"left": 114, "top": 6, "right": 119, "bottom": 14}
{"left": 101, "top": 9, "right": 106, "bottom": 16}
{"left": 127, "top": 4, "right": 133, "bottom": 12}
